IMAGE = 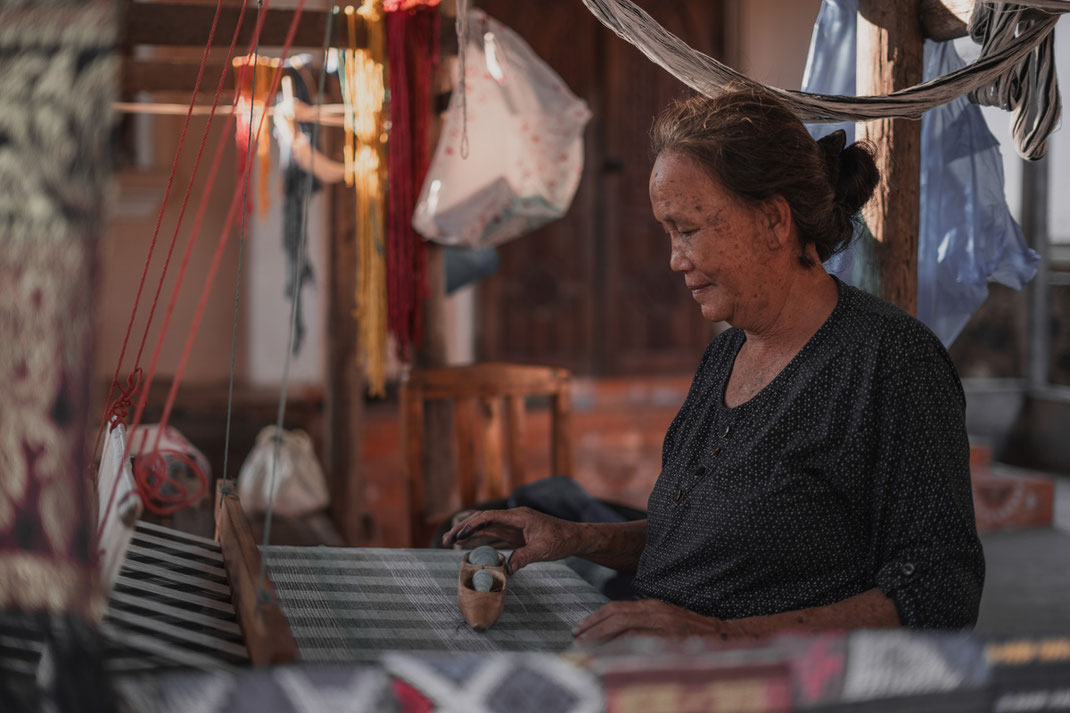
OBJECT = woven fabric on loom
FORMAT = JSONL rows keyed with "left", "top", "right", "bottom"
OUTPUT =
{"left": 261, "top": 547, "right": 608, "bottom": 661}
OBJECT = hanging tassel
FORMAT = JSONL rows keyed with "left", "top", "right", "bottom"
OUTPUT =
{"left": 340, "top": 1, "right": 390, "bottom": 396}
{"left": 385, "top": 3, "right": 437, "bottom": 362}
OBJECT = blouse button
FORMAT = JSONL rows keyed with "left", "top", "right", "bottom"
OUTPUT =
{"left": 901, "top": 562, "right": 915, "bottom": 576}
{"left": 673, "top": 488, "right": 681, "bottom": 502}
{"left": 723, "top": 425, "right": 730, "bottom": 438}
{"left": 695, "top": 466, "right": 706, "bottom": 476}
{"left": 711, "top": 447, "right": 721, "bottom": 456}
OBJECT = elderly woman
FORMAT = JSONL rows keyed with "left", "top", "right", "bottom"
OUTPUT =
{"left": 444, "top": 88, "right": 985, "bottom": 641}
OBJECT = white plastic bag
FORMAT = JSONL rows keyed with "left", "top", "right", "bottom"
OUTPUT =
{"left": 413, "top": 9, "right": 591, "bottom": 248}
{"left": 237, "top": 426, "right": 329, "bottom": 517}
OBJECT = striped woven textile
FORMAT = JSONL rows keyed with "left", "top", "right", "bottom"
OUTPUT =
{"left": 1, "top": 521, "right": 246, "bottom": 682}
{"left": 105, "top": 521, "right": 248, "bottom": 669}
{"left": 261, "top": 547, "right": 609, "bottom": 662}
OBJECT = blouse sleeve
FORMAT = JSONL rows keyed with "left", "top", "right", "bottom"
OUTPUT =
{"left": 868, "top": 327, "right": 985, "bottom": 629}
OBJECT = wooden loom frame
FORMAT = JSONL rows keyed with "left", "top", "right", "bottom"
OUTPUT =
{"left": 214, "top": 482, "right": 298, "bottom": 665}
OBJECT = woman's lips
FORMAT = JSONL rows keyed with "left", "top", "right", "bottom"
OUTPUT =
{"left": 689, "top": 283, "right": 712, "bottom": 296}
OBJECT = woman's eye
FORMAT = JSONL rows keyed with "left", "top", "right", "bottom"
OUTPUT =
{"left": 679, "top": 228, "right": 698, "bottom": 238}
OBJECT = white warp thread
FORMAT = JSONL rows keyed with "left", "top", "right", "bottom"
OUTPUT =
{"left": 578, "top": 0, "right": 1066, "bottom": 157}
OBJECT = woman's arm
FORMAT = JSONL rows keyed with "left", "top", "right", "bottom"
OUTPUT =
{"left": 572, "top": 520, "right": 648, "bottom": 573}
{"left": 574, "top": 587, "right": 899, "bottom": 642}
{"left": 444, "top": 509, "right": 647, "bottom": 574}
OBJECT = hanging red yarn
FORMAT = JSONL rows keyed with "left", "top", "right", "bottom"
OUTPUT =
{"left": 385, "top": 5, "right": 438, "bottom": 361}
{"left": 383, "top": 0, "right": 439, "bottom": 12}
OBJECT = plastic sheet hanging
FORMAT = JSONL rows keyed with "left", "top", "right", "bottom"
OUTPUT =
{"left": 803, "top": 0, "right": 1039, "bottom": 346}
{"left": 413, "top": 9, "right": 592, "bottom": 248}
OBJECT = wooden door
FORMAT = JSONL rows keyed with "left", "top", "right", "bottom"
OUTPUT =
{"left": 477, "top": 0, "right": 725, "bottom": 375}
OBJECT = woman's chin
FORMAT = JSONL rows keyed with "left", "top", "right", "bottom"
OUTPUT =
{"left": 698, "top": 302, "right": 730, "bottom": 324}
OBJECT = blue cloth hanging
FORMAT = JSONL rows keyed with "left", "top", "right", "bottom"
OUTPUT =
{"left": 802, "top": 0, "right": 1039, "bottom": 346}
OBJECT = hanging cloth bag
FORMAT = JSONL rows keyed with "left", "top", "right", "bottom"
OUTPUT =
{"left": 237, "top": 426, "right": 329, "bottom": 517}
{"left": 413, "top": 9, "right": 591, "bottom": 248}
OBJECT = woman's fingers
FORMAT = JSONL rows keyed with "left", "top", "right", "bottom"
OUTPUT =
{"left": 573, "top": 602, "right": 649, "bottom": 642}
{"left": 442, "top": 509, "right": 530, "bottom": 546}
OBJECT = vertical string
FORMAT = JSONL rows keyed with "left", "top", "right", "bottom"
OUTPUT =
{"left": 221, "top": 1, "right": 265, "bottom": 492}
{"left": 256, "top": 2, "right": 336, "bottom": 601}
{"left": 455, "top": 0, "right": 469, "bottom": 158}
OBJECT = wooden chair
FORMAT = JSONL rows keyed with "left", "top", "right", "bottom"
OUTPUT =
{"left": 401, "top": 363, "right": 573, "bottom": 547}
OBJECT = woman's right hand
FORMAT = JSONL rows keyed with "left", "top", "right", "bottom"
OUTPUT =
{"left": 442, "top": 507, "right": 583, "bottom": 574}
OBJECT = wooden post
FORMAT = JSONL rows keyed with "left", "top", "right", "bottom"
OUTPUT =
{"left": 327, "top": 129, "right": 368, "bottom": 545}
{"left": 857, "top": 0, "right": 924, "bottom": 315}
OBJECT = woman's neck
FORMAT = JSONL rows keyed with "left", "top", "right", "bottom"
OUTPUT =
{"left": 738, "top": 267, "right": 839, "bottom": 358}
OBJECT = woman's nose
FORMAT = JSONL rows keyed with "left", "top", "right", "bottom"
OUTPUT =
{"left": 669, "top": 241, "right": 691, "bottom": 273}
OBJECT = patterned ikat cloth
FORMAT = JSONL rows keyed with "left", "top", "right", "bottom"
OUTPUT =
{"left": 259, "top": 547, "right": 609, "bottom": 662}
{"left": 112, "top": 653, "right": 604, "bottom": 713}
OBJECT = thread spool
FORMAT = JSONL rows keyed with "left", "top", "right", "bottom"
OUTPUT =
{"left": 467, "top": 546, "right": 500, "bottom": 566}
{"left": 472, "top": 569, "right": 494, "bottom": 592}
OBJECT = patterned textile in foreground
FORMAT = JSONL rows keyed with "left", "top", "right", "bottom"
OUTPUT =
{"left": 0, "top": 0, "right": 116, "bottom": 616}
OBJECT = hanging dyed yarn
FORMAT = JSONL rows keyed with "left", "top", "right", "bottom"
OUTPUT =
{"left": 385, "top": 0, "right": 439, "bottom": 360}
{"left": 233, "top": 55, "right": 281, "bottom": 217}
{"left": 338, "top": 1, "right": 389, "bottom": 395}
{"left": 273, "top": 62, "right": 320, "bottom": 355}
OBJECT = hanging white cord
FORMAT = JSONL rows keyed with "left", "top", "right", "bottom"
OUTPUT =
{"left": 221, "top": 0, "right": 263, "bottom": 495}
{"left": 255, "top": 3, "right": 336, "bottom": 604}
{"left": 455, "top": 0, "right": 470, "bottom": 158}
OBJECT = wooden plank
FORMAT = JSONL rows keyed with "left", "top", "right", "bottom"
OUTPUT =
{"left": 480, "top": 397, "right": 505, "bottom": 499}
{"left": 455, "top": 398, "right": 478, "bottom": 510}
{"left": 214, "top": 483, "right": 298, "bottom": 665}
{"left": 409, "top": 363, "right": 572, "bottom": 398}
{"left": 551, "top": 377, "right": 573, "bottom": 478}
{"left": 919, "top": 0, "right": 974, "bottom": 41}
{"left": 857, "top": 0, "right": 924, "bottom": 315}
{"left": 401, "top": 381, "right": 428, "bottom": 547}
{"left": 121, "top": 3, "right": 350, "bottom": 48}
{"left": 121, "top": 58, "right": 233, "bottom": 94}
{"left": 504, "top": 394, "right": 527, "bottom": 491}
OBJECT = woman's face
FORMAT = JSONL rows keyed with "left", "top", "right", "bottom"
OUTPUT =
{"left": 649, "top": 150, "right": 776, "bottom": 326}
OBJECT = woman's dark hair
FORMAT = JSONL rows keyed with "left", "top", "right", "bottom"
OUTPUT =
{"left": 650, "top": 87, "right": 880, "bottom": 267}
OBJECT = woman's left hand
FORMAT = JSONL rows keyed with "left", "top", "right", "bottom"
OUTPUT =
{"left": 573, "top": 600, "right": 725, "bottom": 642}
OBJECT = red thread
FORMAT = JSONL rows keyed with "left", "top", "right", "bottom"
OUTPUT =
{"left": 94, "top": 0, "right": 231, "bottom": 468}
{"left": 133, "top": 0, "right": 305, "bottom": 517}
{"left": 98, "top": 0, "right": 278, "bottom": 526}
{"left": 385, "top": 6, "right": 437, "bottom": 361}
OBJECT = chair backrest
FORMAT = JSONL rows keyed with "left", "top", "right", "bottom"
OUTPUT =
{"left": 401, "top": 363, "right": 572, "bottom": 547}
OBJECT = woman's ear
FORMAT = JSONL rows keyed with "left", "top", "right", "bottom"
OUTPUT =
{"left": 759, "top": 195, "right": 793, "bottom": 250}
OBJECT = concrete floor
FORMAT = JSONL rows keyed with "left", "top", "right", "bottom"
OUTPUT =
{"left": 975, "top": 478, "right": 1070, "bottom": 635}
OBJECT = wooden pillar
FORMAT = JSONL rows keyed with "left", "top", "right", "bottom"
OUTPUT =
{"left": 327, "top": 137, "right": 367, "bottom": 545}
{"left": 857, "top": 0, "right": 924, "bottom": 315}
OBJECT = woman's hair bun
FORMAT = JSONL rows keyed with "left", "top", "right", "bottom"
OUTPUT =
{"left": 818, "top": 130, "right": 880, "bottom": 216}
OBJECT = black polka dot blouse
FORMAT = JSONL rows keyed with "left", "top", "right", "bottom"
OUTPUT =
{"left": 633, "top": 278, "right": 985, "bottom": 629}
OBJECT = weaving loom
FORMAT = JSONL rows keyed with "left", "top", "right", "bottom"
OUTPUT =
{"left": 6, "top": 509, "right": 608, "bottom": 675}
{"left": 120, "top": 529, "right": 606, "bottom": 667}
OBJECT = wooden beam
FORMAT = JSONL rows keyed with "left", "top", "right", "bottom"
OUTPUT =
{"left": 857, "top": 0, "right": 924, "bottom": 315}
{"left": 919, "top": 0, "right": 974, "bottom": 41}
{"left": 121, "top": 58, "right": 234, "bottom": 94}
{"left": 121, "top": 3, "right": 354, "bottom": 48}
{"left": 214, "top": 482, "right": 298, "bottom": 665}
